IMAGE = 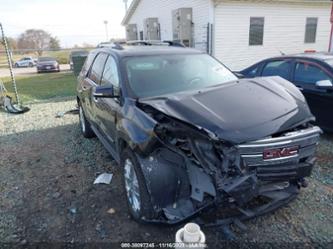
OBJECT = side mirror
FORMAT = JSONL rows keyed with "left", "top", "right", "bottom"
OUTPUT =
{"left": 93, "top": 85, "right": 117, "bottom": 98}
{"left": 315, "top": 80, "right": 333, "bottom": 90}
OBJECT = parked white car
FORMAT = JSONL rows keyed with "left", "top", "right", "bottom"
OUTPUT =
{"left": 14, "top": 57, "right": 36, "bottom": 68}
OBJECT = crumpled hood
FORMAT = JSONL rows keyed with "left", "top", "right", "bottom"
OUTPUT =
{"left": 139, "top": 76, "right": 314, "bottom": 144}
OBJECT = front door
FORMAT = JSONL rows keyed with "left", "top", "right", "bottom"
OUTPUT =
{"left": 94, "top": 55, "right": 121, "bottom": 148}
{"left": 293, "top": 60, "right": 333, "bottom": 130}
{"left": 83, "top": 52, "right": 108, "bottom": 126}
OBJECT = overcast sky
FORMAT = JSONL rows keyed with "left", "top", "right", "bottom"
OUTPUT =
{"left": 1, "top": 0, "right": 131, "bottom": 47}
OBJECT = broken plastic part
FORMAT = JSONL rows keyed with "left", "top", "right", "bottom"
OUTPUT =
{"left": 93, "top": 173, "right": 113, "bottom": 185}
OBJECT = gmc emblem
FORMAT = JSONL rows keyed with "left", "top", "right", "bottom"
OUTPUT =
{"left": 263, "top": 146, "right": 299, "bottom": 160}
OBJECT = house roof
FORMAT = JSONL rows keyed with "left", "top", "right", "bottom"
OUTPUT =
{"left": 121, "top": 0, "right": 332, "bottom": 25}
{"left": 122, "top": 0, "right": 141, "bottom": 25}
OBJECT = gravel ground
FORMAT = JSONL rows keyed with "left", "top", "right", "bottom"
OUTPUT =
{"left": 0, "top": 98, "right": 333, "bottom": 248}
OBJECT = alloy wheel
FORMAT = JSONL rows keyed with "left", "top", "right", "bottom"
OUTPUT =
{"left": 124, "top": 159, "right": 141, "bottom": 214}
{"left": 79, "top": 106, "right": 86, "bottom": 133}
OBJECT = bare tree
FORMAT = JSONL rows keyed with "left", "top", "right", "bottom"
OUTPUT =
{"left": 0, "top": 37, "right": 17, "bottom": 50}
{"left": 17, "top": 29, "right": 51, "bottom": 56}
{"left": 49, "top": 36, "right": 60, "bottom": 50}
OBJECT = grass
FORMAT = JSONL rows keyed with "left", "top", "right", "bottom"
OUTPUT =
{"left": 2, "top": 72, "right": 77, "bottom": 103}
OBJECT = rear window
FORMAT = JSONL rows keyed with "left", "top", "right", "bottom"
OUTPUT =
{"left": 38, "top": 57, "right": 55, "bottom": 62}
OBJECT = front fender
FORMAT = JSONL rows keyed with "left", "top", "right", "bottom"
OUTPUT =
{"left": 117, "top": 100, "right": 159, "bottom": 155}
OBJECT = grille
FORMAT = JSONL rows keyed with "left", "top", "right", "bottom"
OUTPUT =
{"left": 236, "top": 126, "right": 321, "bottom": 181}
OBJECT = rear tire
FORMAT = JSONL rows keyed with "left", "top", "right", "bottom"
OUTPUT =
{"left": 121, "top": 148, "right": 157, "bottom": 222}
{"left": 15, "top": 63, "right": 19, "bottom": 68}
{"left": 79, "top": 104, "right": 95, "bottom": 138}
{"left": 29, "top": 62, "right": 33, "bottom": 67}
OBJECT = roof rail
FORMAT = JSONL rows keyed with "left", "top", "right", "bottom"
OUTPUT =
{"left": 163, "top": 40, "right": 186, "bottom": 48}
{"left": 125, "top": 40, "right": 186, "bottom": 48}
{"left": 112, "top": 43, "right": 125, "bottom": 50}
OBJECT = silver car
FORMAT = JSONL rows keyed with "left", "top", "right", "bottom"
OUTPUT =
{"left": 14, "top": 57, "right": 36, "bottom": 68}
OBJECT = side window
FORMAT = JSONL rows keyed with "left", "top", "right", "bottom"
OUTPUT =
{"left": 295, "top": 62, "right": 331, "bottom": 84}
{"left": 262, "top": 60, "right": 291, "bottom": 80}
{"left": 101, "top": 56, "right": 119, "bottom": 87}
{"left": 88, "top": 53, "right": 108, "bottom": 83}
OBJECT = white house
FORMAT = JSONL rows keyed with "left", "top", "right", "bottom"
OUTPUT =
{"left": 122, "top": 0, "right": 332, "bottom": 70}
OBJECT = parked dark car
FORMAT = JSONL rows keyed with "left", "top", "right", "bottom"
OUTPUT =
{"left": 77, "top": 44, "right": 321, "bottom": 225}
{"left": 238, "top": 52, "right": 333, "bottom": 132}
{"left": 37, "top": 57, "right": 60, "bottom": 73}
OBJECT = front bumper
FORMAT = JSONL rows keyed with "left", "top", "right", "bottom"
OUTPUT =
{"left": 139, "top": 126, "right": 322, "bottom": 225}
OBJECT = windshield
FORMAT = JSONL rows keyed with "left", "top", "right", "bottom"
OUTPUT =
{"left": 125, "top": 54, "right": 237, "bottom": 98}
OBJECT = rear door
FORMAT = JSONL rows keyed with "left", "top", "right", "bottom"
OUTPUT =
{"left": 292, "top": 60, "right": 333, "bottom": 129}
{"left": 94, "top": 55, "right": 121, "bottom": 148}
{"left": 81, "top": 52, "right": 108, "bottom": 125}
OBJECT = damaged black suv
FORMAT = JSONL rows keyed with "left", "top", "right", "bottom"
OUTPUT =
{"left": 77, "top": 43, "right": 321, "bottom": 224}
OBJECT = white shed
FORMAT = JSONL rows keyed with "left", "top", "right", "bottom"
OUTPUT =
{"left": 122, "top": 0, "right": 332, "bottom": 71}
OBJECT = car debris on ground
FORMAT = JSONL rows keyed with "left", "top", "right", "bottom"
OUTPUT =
{"left": 55, "top": 108, "right": 79, "bottom": 118}
{"left": 94, "top": 173, "right": 113, "bottom": 185}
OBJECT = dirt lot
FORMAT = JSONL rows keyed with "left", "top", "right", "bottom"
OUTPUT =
{"left": 1, "top": 99, "right": 333, "bottom": 248}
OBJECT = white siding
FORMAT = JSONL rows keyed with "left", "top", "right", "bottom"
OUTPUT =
{"left": 127, "top": 0, "right": 212, "bottom": 51}
{"left": 214, "top": 1, "right": 331, "bottom": 70}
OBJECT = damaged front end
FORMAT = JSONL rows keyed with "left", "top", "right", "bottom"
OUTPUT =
{"left": 131, "top": 104, "right": 321, "bottom": 225}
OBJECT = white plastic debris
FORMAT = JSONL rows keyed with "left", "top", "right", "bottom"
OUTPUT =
{"left": 55, "top": 111, "right": 65, "bottom": 118}
{"left": 175, "top": 223, "right": 206, "bottom": 249}
{"left": 93, "top": 173, "right": 113, "bottom": 185}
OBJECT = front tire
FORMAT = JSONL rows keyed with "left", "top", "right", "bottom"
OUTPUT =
{"left": 79, "top": 105, "right": 95, "bottom": 138}
{"left": 121, "top": 148, "right": 157, "bottom": 222}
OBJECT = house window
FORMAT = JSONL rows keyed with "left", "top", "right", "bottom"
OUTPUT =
{"left": 249, "top": 17, "right": 264, "bottom": 46}
{"left": 305, "top": 17, "right": 318, "bottom": 43}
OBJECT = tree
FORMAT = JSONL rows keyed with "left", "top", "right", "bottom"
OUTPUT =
{"left": 49, "top": 36, "right": 60, "bottom": 50}
{"left": 0, "top": 37, "right": 17, "bottom": 50}
{"left": 17, "top": 29, "right": 52, "bottom": 56}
